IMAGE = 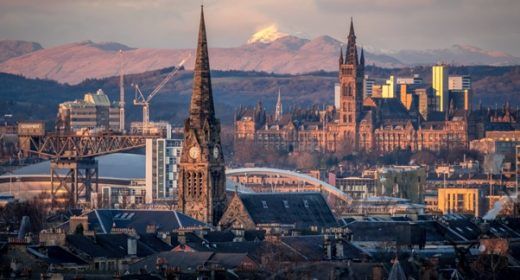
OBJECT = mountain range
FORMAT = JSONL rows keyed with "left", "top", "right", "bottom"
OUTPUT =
{"left": 0, "top": 29, "right": 519, "bottom": 84}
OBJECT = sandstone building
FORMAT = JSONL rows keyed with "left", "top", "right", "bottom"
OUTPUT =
{"left": 177, "top": 6, "right": 226, "bottom": 225}
{"left": 234, "top": 20, "right": 471, "bottom": 154}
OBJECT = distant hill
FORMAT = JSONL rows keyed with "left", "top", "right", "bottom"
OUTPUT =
{"left": 0, "top": 40, "right": 43, "bottom": 63}
{"left": 2, "top": 31, "right": 519, "bottom": 85}
{"left": 1, "top": 66, "right": 519, "bottom": 129}
{"left": 384, "top": 44, "right": 520, "bottom": 66}
{"left": 0, "top": 37, "right": 404, "bottom": 85}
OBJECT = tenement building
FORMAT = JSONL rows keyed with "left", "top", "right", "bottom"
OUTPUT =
{"left": 234, "top": 20, "right": 470, "bottom": 154}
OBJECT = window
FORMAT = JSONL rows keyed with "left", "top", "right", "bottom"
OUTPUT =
{"left": 303, "top": 200, "right": 309, "bottom": 208}
{"left": 261, "top": 200, "right": 268, "bottom": 208}
{"left": 283, "top": 200, "right": 289, "bottom": 208}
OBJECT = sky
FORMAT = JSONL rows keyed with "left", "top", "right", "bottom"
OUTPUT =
{"left": 0, "top": 0, "right": 519, "bottom": 56}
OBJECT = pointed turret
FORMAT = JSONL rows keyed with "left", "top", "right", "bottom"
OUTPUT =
{"left": 339, "top": 46, "right": 344, "bottom": 65}
{"left": 275, "top": 88, "right": 283, "bottom": 121}
{"left": 345, "top": 17, "right": 358, "bottom": 66}
{"left": 189, "top": 5, "right": 215, "bottom": 128}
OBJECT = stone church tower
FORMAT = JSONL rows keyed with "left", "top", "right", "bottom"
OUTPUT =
{"left": 177, "top": 6, "right": 226, "bottom": 225}
{"left": 337, "top": 18, "right": 364, "bottom": 150}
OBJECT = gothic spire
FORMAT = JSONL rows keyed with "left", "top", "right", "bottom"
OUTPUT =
{"left": 349, "top": 17, "right": 355, "bottom": 37}
{"left": 339, "top": 46, "right": 344, "bottom": 65}
{"left": 360, "top": 47, "right": 365, "bottom": 66}
{"left": 189, "top": 5, "right": 215, "bottom": 127}
{"left": 275, "top": 88, "right": 283, "bottom": 121}
{"left": 345, "top": 17, "right": 358, "bottom": 66}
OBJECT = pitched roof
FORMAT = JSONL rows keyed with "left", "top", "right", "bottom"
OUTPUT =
{"left": 66, "top": 233, "right": 172, "bottom": 259}
{"left": 130, "top": 251, "right": 253, "bottom": 273}
{"left": 76, "top": 209, "right": 206, "bottom": 234}
{"left": 280, "top": 235, "right": 368, "bottom": 261}
{"left": 238, "top": 192, "right": 338, "bottom": 229}
{"left": 347, "top": 220, "right": 465, "bottom": 243}
{"left": 26, "top": 245, "right": 89, "bottom": 266}
{"left": 130, "top": 251, "right": 214, "bottom": 273}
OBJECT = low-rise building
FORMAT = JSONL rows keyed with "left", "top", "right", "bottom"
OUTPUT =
{"left": 335, "top": 177, "right": 377, "bottom": 199}
{"left": 470, "top": 137, "right": 520, "bottom": 156}
{"left": 367, "top": 165, "right": 426, "bottom": 203}
{"left": 437, "top": 187, "right": 488, "bottom": 217}
{"left": 57, "top": 89, "right": 121, "bottom": 133}
{"left": 218, "top": 192, "right": 338, "bottom": 233}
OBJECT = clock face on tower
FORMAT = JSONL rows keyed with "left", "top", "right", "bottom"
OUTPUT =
{"left": 213, "top": 146, "right": 219, "bottom": 159}
{"left": 189, "top": 146, "right": 200, "bottom": 159}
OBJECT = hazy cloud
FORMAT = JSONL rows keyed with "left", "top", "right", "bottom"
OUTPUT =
{"left": 0, "top": 0, "right": 518, "bottom": 55}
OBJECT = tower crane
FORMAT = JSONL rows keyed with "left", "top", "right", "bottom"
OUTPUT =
{"left": 132, "top": 56, "right": 190, "bottom": 127}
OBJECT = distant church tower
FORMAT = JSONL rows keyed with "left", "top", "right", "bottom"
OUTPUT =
{"left": 338, "top": 18, "right": 364, "bottom": 150}
{"left": 177, "top": 6, "right": 227, "bottom": 225}
{"left": 275, "top": 89, "right": 283, "bottom": 121}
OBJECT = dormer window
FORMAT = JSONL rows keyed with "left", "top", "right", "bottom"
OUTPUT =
{"left": 262, "top": 200, "right": 268, "bottom": 208}
{"left": 283, "top": 200, "right": 289, "bottom": 208}
{"left": 303, "top": 200, "right": 309, "bottom": 208}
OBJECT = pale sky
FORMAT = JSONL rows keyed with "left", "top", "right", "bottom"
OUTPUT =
{"left": 1, "top": 0, "right": 519, "bottom": 56}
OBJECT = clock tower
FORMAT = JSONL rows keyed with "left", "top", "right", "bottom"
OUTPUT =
{"left": 177, "top": 5, "right": 226, "bottom": 225}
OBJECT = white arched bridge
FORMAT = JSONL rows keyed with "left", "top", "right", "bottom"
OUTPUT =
{"left": 225, "top": 167, "right": 351, "bottom": 202}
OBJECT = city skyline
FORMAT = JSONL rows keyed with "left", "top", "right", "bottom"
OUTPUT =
{"left": 0, "top": 0, "right": 519, "bottom": 56}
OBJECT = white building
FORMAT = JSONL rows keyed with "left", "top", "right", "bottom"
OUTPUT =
{"left": 363, "top": 75, "right": 375, "bottom": 97}
{"left": 57, "top": 89, "right": 121, "bottom": 133}
{"left": 448, "top": 75, "right": 471, "bottom": 90}
{"left": 145, "top": 127, "right": 183, "bottom": 203}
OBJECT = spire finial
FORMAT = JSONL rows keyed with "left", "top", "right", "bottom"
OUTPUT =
{"left": 189, "top": 2, "right": 215, "bottom": 127}
{"left": 349, "top": 17, "right": 355, "bottom": 37}
{"left": 345, "top": 17, "right": 358, "bottom": 66}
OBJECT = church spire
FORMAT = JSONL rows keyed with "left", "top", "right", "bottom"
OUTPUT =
{"left": 345, "top": 17, "right": 358, "bottom": 66}
{"left": 189, "top": 5, "right": 214, "bottom": 128}
{"left": 275, "top": 88, "right": 283, "bottom": 121}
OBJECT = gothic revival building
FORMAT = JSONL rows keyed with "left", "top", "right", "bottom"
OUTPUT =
{"left": 234, "top": 20, "right": 470, "bottom": 154}
{"left": 177, "top": 6, "right": 226, "bottom": 225}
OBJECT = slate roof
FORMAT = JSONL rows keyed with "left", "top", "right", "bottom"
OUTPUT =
{"left": 130, "top": 251, "right": 251, "bottom": 273}
{"left": 487, "top": 220, "right": 520, "bottom": 238}
{"left": 347, "top": 220, "right": 465, "bottom": 243}
{"left": 280, "top": 235, "right": 368, "bottom": 261}
{"left": 202, "top": 230, "right": 265, "bottom": 243}
{"left": 26, "top": 245, "right": 88, "bottom": 266}
{"left": 208, "top": 253, "right": 252, "bottom": 269}
{"left": 441, "top": 219, "right": 481, "bottom": 241}
{"left": 210, "top": 241, "right": 263, "bottom": 255}
{"left": 372, "top": 98, "right": 415, "bottom": 121}
{"left": 69, "top": 209, "right": 207, "bottom": 234}
{"left": 238, "top": 192, "right": 338, "bottom": 229}
{"left": 131, "top": 251, "right": 214, "bottom": 273}
{"left": 66, "top": 233, "right": 172, "bottom": 259}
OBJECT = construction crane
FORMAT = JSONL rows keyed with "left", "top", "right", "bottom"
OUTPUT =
{"left": 119, "top": 50, "right": 125, "bottom": 133}
{"left": 132, "top": 56, "right": 189, "bottom": 126}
